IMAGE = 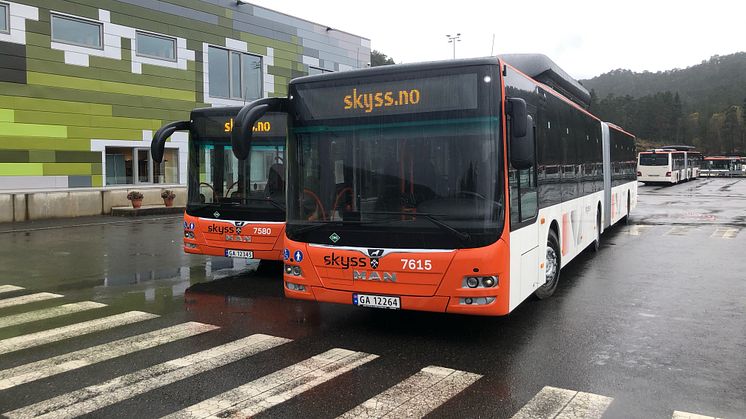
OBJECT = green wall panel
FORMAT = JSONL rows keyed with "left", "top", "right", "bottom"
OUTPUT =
{"left": 67, "top": 127, "right": 143, "bottom": 141}
{"left": 0, "top": 109, "right": 14, "bottom": 122}
{"left": 0, "top": 96, "right": 113, "bottom": 116}
{"left": 92, "top": 175, "right": 103, "bottom": 187}
{"left": 56, "top": 151, "right": 103, "bottom": 163}
{"left": 0, "top": 121, "right": 67, "bottom": 138}
{"left": 0, "top": 137, "right": 92, "bottom": 151}
{"left": 0, "top": 150, "right": 29, "bottom": 163}
{"left": 29, "top": 150, "right": 56, "bottom": 162}
{"left": 0, "top": 163, "right": 44, "bottom": 176}
{"left": 27, "top": 72, "right": 196, "bottom": 102}
{"left": 43, "top": 163, "right": 95, "bottom": 176}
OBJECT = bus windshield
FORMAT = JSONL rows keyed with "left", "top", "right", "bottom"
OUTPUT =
{"left": 639, "top": 154, "right": 669, "bottom": 166}
{"left": 188, "top": 138, "right": 285, "bottom": 210}
{"left": 286, "top": 66, "right": 502, "bottom": 249}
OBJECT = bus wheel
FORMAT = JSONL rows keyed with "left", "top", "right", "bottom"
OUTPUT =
{"left": 536, "top": 230, "right": 560, "bottom": 299}
{"left": 593, "top": 210, "right": 601, "bottom": 252}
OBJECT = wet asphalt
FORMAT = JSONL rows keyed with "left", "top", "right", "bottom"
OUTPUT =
{"left": 0, "top": 178, "right": 744, "bottom": 418}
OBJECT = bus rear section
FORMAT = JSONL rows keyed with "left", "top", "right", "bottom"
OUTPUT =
{"left": 152, "top": 107, "right": 287, "bottom": 261}
{"left": 638, "top": 151, "right": 677, "bottom": 184}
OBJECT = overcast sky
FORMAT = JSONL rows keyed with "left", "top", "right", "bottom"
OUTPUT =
{"left": 248, "top": 0, "right": 746, "bottom": 80}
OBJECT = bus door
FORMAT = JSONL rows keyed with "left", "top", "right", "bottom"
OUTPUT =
{"left": 508, "top": 104, "right": 540, "bottom": 299}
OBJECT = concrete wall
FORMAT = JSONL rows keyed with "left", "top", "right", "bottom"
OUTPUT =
{"left": 0, "top": 185, "right": 187, "bottom": 221}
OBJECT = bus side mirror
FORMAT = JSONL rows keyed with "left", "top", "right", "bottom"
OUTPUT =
{"left": 508, "top": 97, "right": 527, "bottom": 137}
{"left": 232, "top": 97, "right": 289, "bottom": 160}
{"left": 507, "top": 98, "right": 534, "bottom": 170}
{"left": 151, "top": 120, "right": 190, "bottom": 163}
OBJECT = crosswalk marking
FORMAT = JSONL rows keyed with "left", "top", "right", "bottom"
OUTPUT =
{"left": 672, "top": 411, "right": 723, "bottom": 419}
{"left": 0, "top": 285, "right": 24, "bottom": 295}
{"left": 511, "top": 386, "right": 613, "bottom": 419}
{"left": 166, "top": 348, "right": 378, "bottom": 418}
{"left": 0, "top": 292, "right": 63, "bottom": 309}
{"left": 0, "top": 310, "right": 155, "bottom": 355}
{"left": 338, "top": 365, "right": 481, "bottom": 418}
{"left": 4, "top": 334, "right": 290, "bottom": 419}
{"left": 0, "top": 321, "right": 217, "bottom": 390}
{"left": 710, "top": 227, "right": 739, "bottom": 239}
{"left": 0, "top": 301, "right": 106, "bottom": 329}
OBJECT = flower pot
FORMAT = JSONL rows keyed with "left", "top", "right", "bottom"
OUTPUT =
{"left": 163, "top": 197, "right": 174, "bottom": 207}
{"left": 131, "top": 199, "right": 143, "bottom": 209}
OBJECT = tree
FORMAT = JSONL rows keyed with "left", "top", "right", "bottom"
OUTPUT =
{"left": 370, "top": 50, "right": 395, "bottom": 67}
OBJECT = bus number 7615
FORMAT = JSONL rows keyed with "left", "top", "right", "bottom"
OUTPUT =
{"left": 401, "top": 259, "right": 432, "bottom": 271}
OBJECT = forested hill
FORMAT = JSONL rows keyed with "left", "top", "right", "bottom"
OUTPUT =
{"left": 579, "top": 52, "right": 746, "bottom": 154}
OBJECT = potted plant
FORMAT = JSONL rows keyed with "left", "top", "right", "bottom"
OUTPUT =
{"left": 161, "top": 189, "right": 176, "bottom": 207}
{"left": 127, "top": 191, "right": 144, "bottom": 209}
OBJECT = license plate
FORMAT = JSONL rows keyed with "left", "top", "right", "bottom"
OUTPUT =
{"left": 353, "top": 293, "right": 400, "bottom": 310}
{"left": 225, "top": 249, "right": 253, "bottom": 258}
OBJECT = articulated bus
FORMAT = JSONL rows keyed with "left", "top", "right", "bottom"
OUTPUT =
{"left": 231, "top": 55, "right": 637, "bottom": 316}
{"left": 700, "top": 156, "right": 746, "bottom": 177}
{"left": 637, "top": 146, "right": 701, "bottom": 184}
{"left": 151, "top": 107, "right": 287, "bottom": 261}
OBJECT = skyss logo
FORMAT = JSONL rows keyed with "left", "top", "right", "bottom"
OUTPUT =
{"left": 323, "top": 253, "right": 367, "bottom": 268}
{"left": 207, "top": 224, "right": 235, "bottom": 234}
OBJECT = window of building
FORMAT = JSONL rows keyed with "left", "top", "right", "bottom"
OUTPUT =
{"left": 105, "top": 147, "right": 178, "bottom": 185}
{"left": 208, "top": 46, "right": 262, "bottom": 100}
{"left": 0, "top": 3, "right": 9, "bottom": 34}
{"left": 136, "top": 31, "right": 176, "bottom": 61}
{"left": 51, "top": 14, "right": 103, "bottom": 49}
{"left": 309, "top": 66, "right": 332, "bottom": 75}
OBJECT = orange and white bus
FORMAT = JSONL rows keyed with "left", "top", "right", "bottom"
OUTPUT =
{"left": 151, "top": 107, "right": 287, "bottom": 261}
{"left": 232, "top": 55, "right": 637, "bottom": 315}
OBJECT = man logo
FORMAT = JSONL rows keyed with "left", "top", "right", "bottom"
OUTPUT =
{"left": 367, "top": 249, "right": 384, "bottom": 257}
{"left": 370, "top": 258, "right": 379, "bottom": 269}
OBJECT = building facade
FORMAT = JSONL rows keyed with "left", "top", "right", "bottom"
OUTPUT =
{"left": 0, "top": 0, "right": 369, "bottom": 219}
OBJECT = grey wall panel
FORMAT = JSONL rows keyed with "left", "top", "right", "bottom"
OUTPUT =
{"left": 231, "top": 12, "right": 298, "bottom": 37}
{"left": 116, "top": 0, "right": 219, "bottom": 25}
{"left": 251, "top": 6, "right": 315, "bottom": 32}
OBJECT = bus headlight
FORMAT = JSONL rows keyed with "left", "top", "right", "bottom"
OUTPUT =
{"left": 285, "top": 264, "right": 302, "bottom": 276}
{"left": 184, "top": 231, "right": 195, "bottom": 239}
{"left": 284, "top": 264, "right": 293, "bottom": 275}
{"left": 462, "top": 276, "right": 498, "bottom": 288}
{"left": 291, "top": 266, "right": 302, "bottom": 276}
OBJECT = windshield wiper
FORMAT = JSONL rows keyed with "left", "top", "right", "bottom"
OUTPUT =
{"left": 239, "top": 196, "right": 286, "bottom": 211}
{"left": 340, "top": 210, "right": 472, "bottom": 243}
{"left": 290, "top": 219, "right": 374, "bottom": 235}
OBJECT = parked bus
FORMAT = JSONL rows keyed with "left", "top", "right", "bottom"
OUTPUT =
{"left": 637, "top": 147, "right": 700, "bottom": 184}
{"left": 700, "top": 156, "right": 746, "bottom": 177}
{"left": 151, "top": 107, "right": 287, "bottom": 261}
{"left": 231, "top": 55, "right": 637, "bottom": 316}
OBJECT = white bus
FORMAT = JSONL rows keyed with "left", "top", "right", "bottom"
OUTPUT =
{"left": 637, "top": 148, "right": 700, "bottom": 184}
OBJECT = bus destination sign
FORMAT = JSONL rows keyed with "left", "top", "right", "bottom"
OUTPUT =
{"left": 295, "top": 73, "right": 478, "bottom": 119}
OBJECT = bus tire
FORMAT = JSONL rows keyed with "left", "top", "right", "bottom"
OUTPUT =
{"left": 536, "top": 230, "right": 561, "bottom": 299}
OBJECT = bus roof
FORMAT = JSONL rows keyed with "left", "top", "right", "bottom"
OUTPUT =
{"left": 290, "top": 57, "right": 500, "bottom": 85}
{"left": 661, "top": 145, "right": 696, "bottom": 151}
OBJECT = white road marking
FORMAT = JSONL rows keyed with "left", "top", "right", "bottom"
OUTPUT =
{"left": 0, "top": 301, "right": 106, "bottom": 329}
{"left": 672, "top": 411, "right": 723, "bottom": 419}
{"left": 0, "top": 310, "right": 155, "bottom": 355}
{"left": 166, "top": 348, "right": 378, "bottom": 418}
{"left": 4, "top": 334, "right": 290, "bottom": 419}
{"left": 338, "top": 365, "right": 481, "bottom": 418}
{"left": 710, "top": 227, "right": 739, "bottom": 239}
{"left": 665, "top": 226, "right": 691, "bottom": 236}
{"left": 0, "top": 293, "right": 63, "bottom": 309}
{"left": 511, "top": 386, "right": 613, "bottom": 419}
{"left": 0, "top": 285, "right": 24, "bottom": 295}
{"left": 0, "top": 321, "right": 216, "bottom": 390}
{"left": 624, "top": 225, "right": 651, "bottom": 236}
